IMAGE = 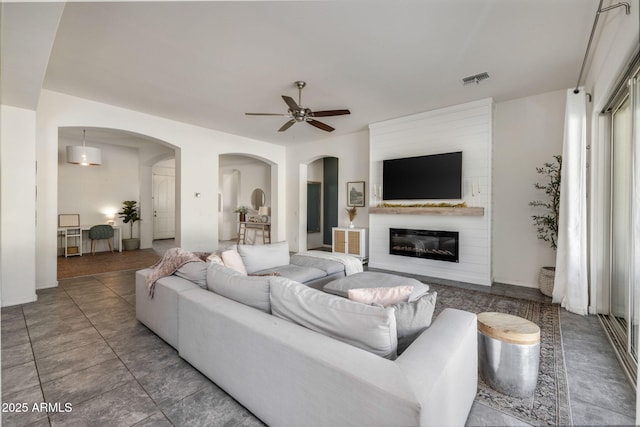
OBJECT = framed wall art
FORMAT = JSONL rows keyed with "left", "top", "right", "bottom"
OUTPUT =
{"left": 347, "top": 181, "right": 365, "bottom": 207}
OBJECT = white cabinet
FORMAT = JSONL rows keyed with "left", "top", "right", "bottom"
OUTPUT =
{"left": 332, "top": 227, "right": 368, "bottom": 261}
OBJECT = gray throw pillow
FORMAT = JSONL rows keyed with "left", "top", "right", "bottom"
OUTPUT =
{"left": 206, "top": 263, "right": 272, "bottom": 313}
{"left": 391, "top": 291, "right": 437, "bottom": 354}
{"left": 174, "top": 261, "right": 208, "bottom": 288}
{"left": 236, "top": 241, "right": 290, "bottom": 274}
{"left": 270, "top": 277, "right": 398, "bottom": 359}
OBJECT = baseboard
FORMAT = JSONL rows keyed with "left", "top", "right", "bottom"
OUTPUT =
{"left": 37, "top": 281, "right": 59, "bottom": 290}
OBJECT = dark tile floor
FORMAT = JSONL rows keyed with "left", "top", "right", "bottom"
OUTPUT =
{"left": 1, "top": 268, "right": 636, "bottom": 426}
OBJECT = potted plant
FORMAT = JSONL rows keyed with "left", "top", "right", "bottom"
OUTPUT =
{"left": 118, "top": 200, "right": 141, "bottom": 251}
{"left": 529, "top": 154, "right": 561, "bottom": 296}
{"left": 235, "top": 206, "right": 249, "bottom": 222}
{"left": 346, "top": 206, "right": 357, "bottom": 228}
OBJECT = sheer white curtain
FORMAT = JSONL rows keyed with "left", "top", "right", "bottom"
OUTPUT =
{"left": 553, "top": 88, "right": 588, "bottom": 315}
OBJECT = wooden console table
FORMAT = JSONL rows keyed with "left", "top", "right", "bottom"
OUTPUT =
{"left": 238, "top": 222, "right": 271, "bottom": 244}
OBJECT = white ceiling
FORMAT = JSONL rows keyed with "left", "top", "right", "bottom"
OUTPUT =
{"left": 27, "top": 1, "right": 603, "bottom": 145}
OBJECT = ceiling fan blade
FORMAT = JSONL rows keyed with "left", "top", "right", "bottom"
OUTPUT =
{"left": 245, "top": 113, "right": 290, "bottom": 116}
{"left": 282, "top": 95, "right": 299, "bottom": 111}
{"left": 278, "top": 119, "right": 296, "bottom": 132}
{"left": 311, "top": 109, "right": 351, "bottom": 117}
{"left": 307, "top": 119, "right": 334, "bottom": 132}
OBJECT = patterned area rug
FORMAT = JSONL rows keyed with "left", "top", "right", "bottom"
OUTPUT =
{"left": 428, "top": 283, "right": 571, "bottom": 426}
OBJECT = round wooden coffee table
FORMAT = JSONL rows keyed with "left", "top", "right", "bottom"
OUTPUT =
{"left": 477, "top": 312, "right": 541, "bottom": 397}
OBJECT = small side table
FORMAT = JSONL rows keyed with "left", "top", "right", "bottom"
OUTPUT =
{"left": 238, "top": 222, "right": 271, "bottom": 245}
{"left": 477, "top": 312, "right": 541, "bottom": 397}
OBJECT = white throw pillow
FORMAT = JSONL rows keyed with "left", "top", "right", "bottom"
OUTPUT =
{"left": 221, "top": 250, "right": 247, "bottom": 275}
{"left": 347, "top": 286, "right": 414, "bottom": 307}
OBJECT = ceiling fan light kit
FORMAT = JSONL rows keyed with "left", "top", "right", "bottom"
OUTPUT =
{"left": 246, "top": 81, "right": 351, "bottom": 133}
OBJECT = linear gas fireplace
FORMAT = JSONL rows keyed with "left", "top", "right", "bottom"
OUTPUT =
{"left": 389, "top": 228, "right": 459, "bottom": 263}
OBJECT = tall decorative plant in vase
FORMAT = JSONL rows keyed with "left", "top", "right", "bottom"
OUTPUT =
{"left": 529, "top": 154, "right": 561, "bottom": 296}
{"left": 118, "top": 200, "right": 141, "bottom": 251}
{"left": 346, "top": 206, "right": 357, "bottom": 228}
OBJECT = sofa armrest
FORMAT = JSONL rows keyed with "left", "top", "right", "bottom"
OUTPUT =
{"left": 135, "top": 268, "right": 200, "bottom": 349}
{"left": 395, "top": 308, "right": 477, "bottom": 427}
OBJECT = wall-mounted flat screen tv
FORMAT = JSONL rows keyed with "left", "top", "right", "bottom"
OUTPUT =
{"left": 383, "top": 151, "right": 462, "bottom": 200}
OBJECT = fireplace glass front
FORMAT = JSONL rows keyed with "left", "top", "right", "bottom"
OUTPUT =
{"left": 389, "top": 228, "right": 459, "bottom": 263}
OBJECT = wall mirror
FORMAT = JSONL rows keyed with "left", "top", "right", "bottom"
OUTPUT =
{"left": 251, "top": 188, "right": 266, "bottom": 210}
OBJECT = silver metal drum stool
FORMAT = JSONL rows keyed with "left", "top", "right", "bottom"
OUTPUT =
{"left": 477, "top": 312, "right": 541, "bottom": 397}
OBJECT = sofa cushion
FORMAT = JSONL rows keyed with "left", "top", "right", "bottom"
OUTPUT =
{"left": 221, "top": 250, "right": 247, "bottom": 275}
{"left": 236, "top": 241, "right": 290, "bottom": 274}
{"left": 290, "top": 254, "right": 344, "bottom": 275}
{"left": 348, "top": 286, "right": 414, "bottom": 306}
{"left": 206, "top": 263, "right": 271, "bottom": 313}
{"left": 391, "top": 291, "right": 437, "bottom": 354}
{"left": 324, "top": 272, "right": 429, "bottom": 302}
{"left": 270, "top": 277, "right": 398, "bottom": 359}
{"left": 174, "top": 261, "right": 208, "bottom": 288}
{"left": 254, "top": 264, "right": 326, "bottom": 284}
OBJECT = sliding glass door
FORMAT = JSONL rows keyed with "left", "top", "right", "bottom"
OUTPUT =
{"left": 602, "top": 62, "right": 640, "bottom": 383}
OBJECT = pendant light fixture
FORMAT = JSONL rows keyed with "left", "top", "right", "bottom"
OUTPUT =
{"left": 66, "top": 129, "right": 102, "bottom": 166}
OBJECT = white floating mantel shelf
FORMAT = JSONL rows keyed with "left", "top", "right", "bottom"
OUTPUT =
{"left": 369, "top": 207, "right": 484, "bottom": 216}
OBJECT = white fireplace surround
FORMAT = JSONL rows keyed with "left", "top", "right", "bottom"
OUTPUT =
{"left": 368, "top": 98, "right": 493, "bottom": 286}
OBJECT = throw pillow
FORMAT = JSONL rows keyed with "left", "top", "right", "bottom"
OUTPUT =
{"left": 391, "top": 291, "right": 437, "bottom": 354}
{"left": 348, "top": 286, "right": 414, "bottom": 307}
{"left": 236, "top": 241, "right": 290, "bottom": 274}
{"left": 270, "top": 277, "right": 398, "bottom": 359}
{"left": 323, "top": 272, "right": 429, "bottom": 302}
{"left": 174, "top": 261, "right": 208, "bottom": 288}
{"left": 207, "top": 253, "right": 224, "bottom": 265}
{"left": 221, "top": 250, "right": 247, "bottom": 275}
{"left": 206, "top": 262, "right": 271, "bottom": 313}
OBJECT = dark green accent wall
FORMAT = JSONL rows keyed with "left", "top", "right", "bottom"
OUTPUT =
{"left": 307, "top": 182, "right": 321, "bottom": 232}
{"left": 323, "top": 157, "right": 339, "bottom": 245}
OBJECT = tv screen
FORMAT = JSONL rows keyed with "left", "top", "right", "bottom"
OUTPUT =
{"left": 383, "top": 151, "right": 462, "bottom": 200}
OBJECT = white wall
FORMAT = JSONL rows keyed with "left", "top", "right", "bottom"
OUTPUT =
{"left": 493, "top": 89, "right": 566, "bottom": 288}
{"left": 369, "top": 99, "right": 493, "bottom": 286}
{"left": 35, "top": 90, "right": 286, "bottom": 291}
{"left": 1, "top": 106, "right": 38, "bottom": 305}
{"left": 58, "top": 141, "right": 140, "bottom": 228}
{"left": 286, "top": 130, "right": 370, "bottom": 253}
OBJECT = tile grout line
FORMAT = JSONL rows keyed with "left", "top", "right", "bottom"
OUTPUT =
{"left": 20, "top": 303, "right": 52, "bottom": 426}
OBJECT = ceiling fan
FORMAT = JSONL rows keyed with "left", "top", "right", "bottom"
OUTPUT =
{"left": 246, "top": 81, "right": 350, "bottom": 132}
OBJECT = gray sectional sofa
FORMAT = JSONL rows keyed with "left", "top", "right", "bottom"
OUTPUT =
{"left": 136, "top": 246, "right": 478, "bottom": 426}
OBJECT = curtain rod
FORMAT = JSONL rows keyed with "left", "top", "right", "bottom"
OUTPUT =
{"left": 574, "top": 1, "right": 631, "bottom": 94}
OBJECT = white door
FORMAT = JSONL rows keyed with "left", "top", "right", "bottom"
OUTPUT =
{"left": 219, "top": 170, "right": 240, "bottom": 241}
{"left": 153, "top": 173, "right": 175, "bottom": 239}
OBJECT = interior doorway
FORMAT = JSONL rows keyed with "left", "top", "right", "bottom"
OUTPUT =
{"left": 306, "top": 156, "right": 338, "bottom": 250}
{"left": 152, "top": 159, "right": 176, "bottom": 240}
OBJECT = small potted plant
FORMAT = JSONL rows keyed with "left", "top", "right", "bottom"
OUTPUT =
{"left": 118, "top": 200, "right": 141, "bottom": 251}
{"left": 529, "top": 155, "right": 561, "bottom": 296}
{"left": 235, "top": 206, "right": 249, "bottom": 222}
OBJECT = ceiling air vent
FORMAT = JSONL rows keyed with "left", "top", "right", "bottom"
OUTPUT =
{"left": 461, "top": 72, "right": 490, "bottom": 86}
